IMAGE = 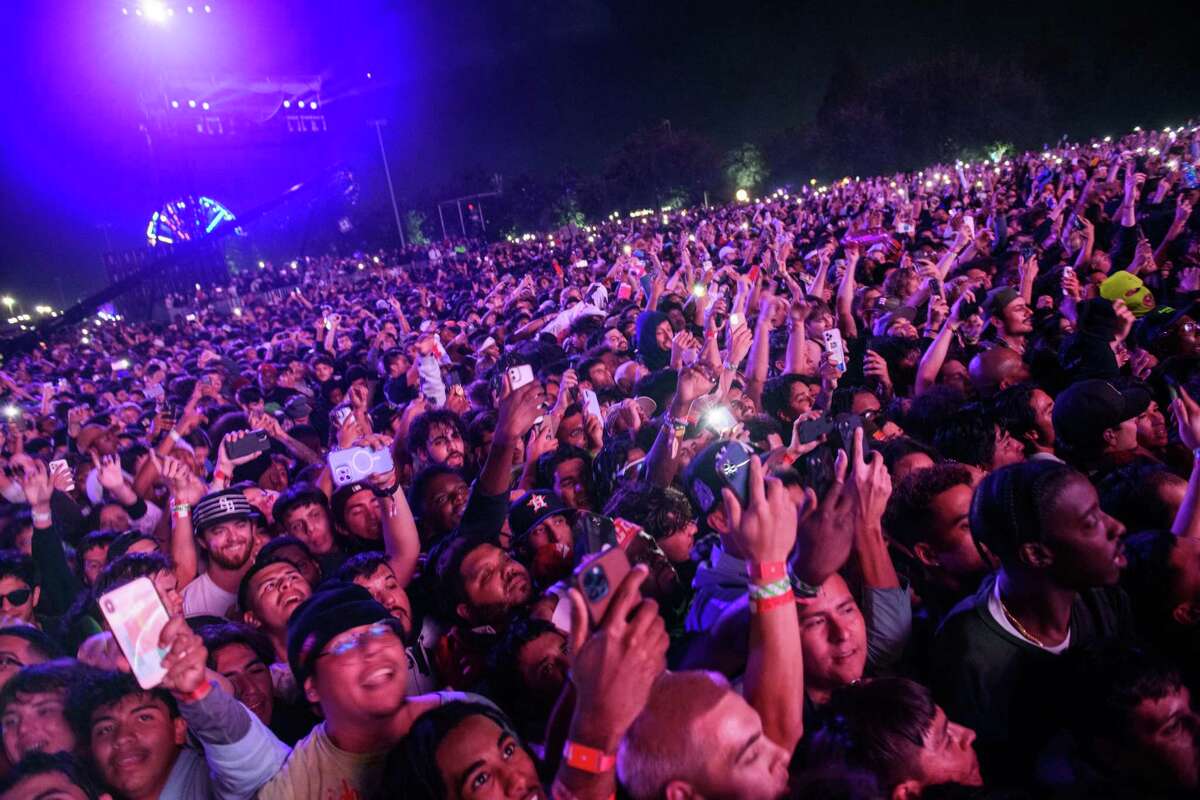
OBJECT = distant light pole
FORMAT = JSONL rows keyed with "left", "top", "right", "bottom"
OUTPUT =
{"left": 370, "top": 120, "right": 406, "bottom": 249}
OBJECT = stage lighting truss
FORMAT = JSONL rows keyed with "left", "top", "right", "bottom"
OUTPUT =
{"left": 146, "top": 196, "right": 239, "bottom": 246}
{"left": 124, "top": 2, "right": 212, "bottom": 18}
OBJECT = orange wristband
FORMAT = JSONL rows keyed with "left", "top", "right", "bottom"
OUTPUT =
{"left": 747, "top": 561, "right": 787, "bottom": 582}
{"left": 178, "top": 680, "right": 213, "bottom": 705}
{"left": 562, "top": 740, "right": 616, "bottom": 774}
{"left": 749, "top": 592, "right": 794, "bottom": 614}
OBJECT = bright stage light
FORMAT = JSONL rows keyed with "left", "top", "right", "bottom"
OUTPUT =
{"left": 309, "top": 101, "right": 317, "bottom": 110}
{"left": 366, "top": 72, "right": 372, "bottom": 79}
{"left": 170, "top": 100, "right": 179, "bottom": 108}
{"left": 187, "top": 99, "right": 196, "bottom": 108}
{"left": 201, "top": 101, "right": 210, "bottom": 110}
{"left": 122, "top": 7, "right": 129, "bottom": 14}
{"left": 141, "top": 0, "right": 169, "bottom": 24}
{"left": 297, "top": 101, "right": 306, "bottom": 109}
{"left": 204, "top": 4, "right": 212, "bottom": 12}
{"left": 282, "top": 100, "right": 290, "bottom": 108}
{"left": 187, "top": 5, "right": 194, "bottom": 12}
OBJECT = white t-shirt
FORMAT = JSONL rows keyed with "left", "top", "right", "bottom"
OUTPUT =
{"left": 182, "top": 572, "right": 238, "bottom": 619}
{"left": 987, "top": 581, "right": 1071, "bottom": 655}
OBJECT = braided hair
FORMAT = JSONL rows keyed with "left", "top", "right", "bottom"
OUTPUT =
{"left": 969, "top": 459, "right": 1081, "bottom": 567}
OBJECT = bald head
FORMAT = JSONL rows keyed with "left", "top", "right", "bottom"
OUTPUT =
{"left": 969, "top": 347, "right": 1031, "bottom": 398}
{"left": 618, "top": 671, "right": 729, "bottom": 799}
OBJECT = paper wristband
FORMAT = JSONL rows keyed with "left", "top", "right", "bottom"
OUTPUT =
{"left": 747, "top": 561, "right": 787, "bottom": 582}
{"left": 749, "top": 578, "right": 792, "bottom": 601}
{"left": 562, "top": 741, "right": 616, "bottom": 774}
{"left": 749, "top": 592, "right": 794, "bottom": 614}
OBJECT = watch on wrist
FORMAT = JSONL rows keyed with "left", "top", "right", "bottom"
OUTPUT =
{"left": 790, "top": 574, "right": 821, "bottom": 599}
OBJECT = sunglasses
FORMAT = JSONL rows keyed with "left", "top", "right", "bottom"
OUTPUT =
{"left": 0, "top": 589, "right": 32, "bottom": 607}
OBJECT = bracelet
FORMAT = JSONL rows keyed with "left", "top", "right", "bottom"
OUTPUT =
{"left": 168, "top": 429, "right": 183, "bottom": 443}
{"left": 747, "top": 561, "right": 787, "bottom": 583}
{"left": 178, "top": 680, "right": 213, "bottom": 705}
{"left": 171, "top": 502, "right": 191, "bottom": 519}
{"left": 31, "top": 510, "right": 51, "bottom": 525}
{"left": 562, "top": 740, "right": 616, "bottom": 774}
{"left": 749, "top": 592, "right": 794, "bottom": 614}
{"left": 749, "top": 577, "right": 792, "bottom": 601}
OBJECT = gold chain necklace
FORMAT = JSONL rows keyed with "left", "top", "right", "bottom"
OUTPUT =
{"left": 996, "top": 591, "right": 1046, "bottom": 648}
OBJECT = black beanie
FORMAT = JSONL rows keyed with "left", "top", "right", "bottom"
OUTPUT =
{"left": 287, "top": 582, "right": 393, "bottom": 689}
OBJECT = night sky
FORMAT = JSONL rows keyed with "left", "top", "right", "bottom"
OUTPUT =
{"left": 0, "top": 0, "right": 1197, "bottom": 304}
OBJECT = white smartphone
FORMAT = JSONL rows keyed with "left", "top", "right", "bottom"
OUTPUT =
{"left": 98, "top": 577, "right": 170, "bottom": 689}
{"left": 963, "top": 215, "right": 976, "bottom": 238}
{"left": 823, "top": 329, "right": 847, "bottom": 374}
{"left": 48, "top": 460, "right": 74, "bottom": 492}
{"left": 581, "top": 388, "right": 602, "bottom": 421}
{"left": 507, "top": 364, "right": 535, "bottom": 391}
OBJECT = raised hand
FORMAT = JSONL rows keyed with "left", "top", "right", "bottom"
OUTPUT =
{"left": 848, "top": 427, "right": 892, "bottom": 530}
{"left": 566, "top": 565, "right": 668, "bottom": 751}
{"left": 1172, "top": 384, "right": 1200, "bottom": 451}
{"left": 791, "top": 449, "right": 854, "bottom": 585}
{"left": 721, "top": 455, "right": 798, "bottom": 563}
{"left": 93, "top": 453, "right": 126, "bottom": 493}
{"left": 216, "top": 430, "right": 261, "bottom": 470}
{"left": 18, "top": 460, "right": 53, "bottom": 511}
{"left": 158, "top": 453, "right": 205, "bottom": 506}
{"left": 495, "top": 379, "right": 543, "bottom": 445}
{"left": 159, "top": 616, "right": 209, "bottom": 698}
{"left": 863, "top": 349, "right": 892, "bottom": 389}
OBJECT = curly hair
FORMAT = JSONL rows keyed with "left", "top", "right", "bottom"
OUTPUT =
{"left": 883, "top": 464, "right": 974, "bottom": 551}
{"left": 603, "top": 482, "right": 694, "bottom": 542}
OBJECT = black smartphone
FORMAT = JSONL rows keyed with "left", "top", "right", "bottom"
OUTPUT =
{"left": 797, "top": 416, "right": 835, "bottom": 444}
{"left": 714, "top": 440, "right": 752, "bottom": 507}
{"left": 225, "top": 430, "right": 270, "bottom": 461}
{"left": 1020, "top": 244, "right": 1035, "bottom": 260}
{"left": 834, "top": 412, "right": 871, "bottom": 458}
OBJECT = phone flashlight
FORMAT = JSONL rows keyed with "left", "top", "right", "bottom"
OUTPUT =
{"left": 2, "top": 405, "right": 20, "bottom": 420}
{"left": 622, "top": 245, "right": 632, "bottom": 256}
{"left": 692, "top": 284, "right": 707, "bottom": 298}
{"left": 702, "top": 405, "right": 737, "bottom": 435}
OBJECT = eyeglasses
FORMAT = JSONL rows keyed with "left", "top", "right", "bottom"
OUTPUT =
{"left": 319, "top": 622, "right": 396, "bottom": 659}
{"left": 0, "top": 589, "right": 31, "bottom": 607}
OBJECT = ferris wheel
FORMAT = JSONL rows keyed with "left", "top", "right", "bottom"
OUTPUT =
{"left": 146, "top": 196, "right": 239, "bottom": 246}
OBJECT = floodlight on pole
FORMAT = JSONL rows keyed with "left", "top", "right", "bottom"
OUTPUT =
{"left": 370, "top": 120, "right": 406, "bottom": 249}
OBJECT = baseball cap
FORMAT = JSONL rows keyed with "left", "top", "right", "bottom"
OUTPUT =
{"left": 287, "top": 582, "right": 397, "bottom": 689}
{"left": 508, "top": 490, "right": 570, "bottom": 544}
{"left": 192, "top": 489, "right": 255, "bottom": 533}
{"left": 76, "top": 423, "right": 116, "bottom": 454}
{"left": 981, "top": 287, "right": 1020, "bottom": 320}
{"left": 284, "top": 395, "right": 313, "bottom": 420}
{"left": 1052, "top": 380, "right": 1151, "bottom": 449}
{"left": 683, "top": 440, "right": 729, "bottom": 517}
{"left": 1134, "top": 302, "right": 1198, "bottom": 350}
{"left": 331, "top": 482, "right": 374, "bottom": 525}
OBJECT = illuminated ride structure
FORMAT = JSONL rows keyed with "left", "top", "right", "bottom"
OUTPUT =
{"left": 146, "top": 195, "right": 239, "bottom": 246}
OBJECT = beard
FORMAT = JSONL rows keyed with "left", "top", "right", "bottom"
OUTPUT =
{"left": 209, "top": 541, "right": 253, "bottom": 570}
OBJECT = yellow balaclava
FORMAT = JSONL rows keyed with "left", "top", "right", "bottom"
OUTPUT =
{"left": 1100, "top": 271, "right": 1156, "bottom": 317}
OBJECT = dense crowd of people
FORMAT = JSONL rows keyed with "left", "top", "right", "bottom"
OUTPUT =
{"left": 0, "top": 119, "right": 1199, "bottom": 799}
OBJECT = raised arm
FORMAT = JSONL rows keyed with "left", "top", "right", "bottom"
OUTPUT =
{"left": 915, "top": 290, "right": 973, "bottom": 396}
{"left": 1171, "top": 386, "right": 1200, "bottom": 541}
{"left": 554, "top": 567, "right": 667, "bottom": 800}
{"left": 723, "top": 455, "right": 805, "bottom": 751}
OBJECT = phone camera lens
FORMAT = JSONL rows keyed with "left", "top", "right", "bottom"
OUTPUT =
{"left": 581, "top": 566, "right": 609, "bottom": 602}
